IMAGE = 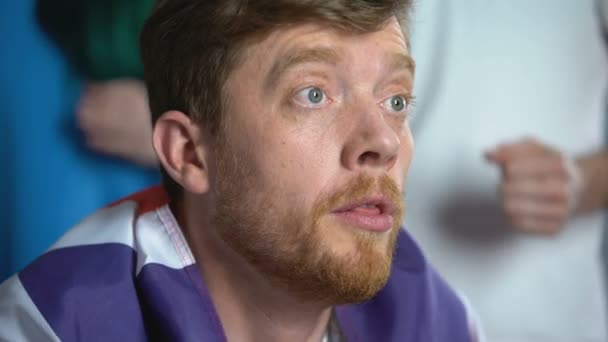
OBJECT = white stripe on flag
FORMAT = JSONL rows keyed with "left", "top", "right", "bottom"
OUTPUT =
{"left": 0, "top": 275, "right": 60, "bottom": 341}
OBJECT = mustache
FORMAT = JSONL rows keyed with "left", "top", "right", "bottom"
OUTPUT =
{"left": 312, "top": 174, "right": 404, "bottom": 221}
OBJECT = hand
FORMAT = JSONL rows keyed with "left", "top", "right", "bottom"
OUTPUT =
{"left": 77, "top": 79, "right": 158, "bottom": 167}
{"left": 486, "top": 138, "right": 583, "bottom": 235}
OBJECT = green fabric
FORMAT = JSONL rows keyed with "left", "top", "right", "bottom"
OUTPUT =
{"left": 37, "top": 0, "right": 155, "bottom": 80}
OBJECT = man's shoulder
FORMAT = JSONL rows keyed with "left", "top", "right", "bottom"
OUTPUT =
{"left": 50, "top": 186, "right": 169, "bottom": 251}
{"left": 104, "top": 186, "right": 170, "bottom": 217}
{"left": 0, "top": 186, "right": 174, "bottom": 341}
{"left": 25, "top": 186, "right": 176, "bottom": 282}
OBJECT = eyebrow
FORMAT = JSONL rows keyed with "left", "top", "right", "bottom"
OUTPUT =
{"left": 264, "top": 47, "right": 340, "bottom": 90}
{"left": 390, "top": 53, "right": 416, "bottom": 76}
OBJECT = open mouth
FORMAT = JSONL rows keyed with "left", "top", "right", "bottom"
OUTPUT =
{"left": 331, "top": 196, "right": 395, "bottom": 232}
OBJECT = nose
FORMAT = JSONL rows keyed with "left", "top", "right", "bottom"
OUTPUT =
{"left": 341, "top": 107, "right": 401, "bottom": 172}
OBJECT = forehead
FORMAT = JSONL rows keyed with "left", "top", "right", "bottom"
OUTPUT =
{"left": 240, "top": 17, "right": 410, "bottom": 69}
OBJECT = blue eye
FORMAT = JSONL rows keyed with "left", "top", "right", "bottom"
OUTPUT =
{"left": 388, "top": 95, "right": 407, "bottom": 112}
{"left": 293, "top": 86, "right": 328, "bottom": 108}
{"left": 306, "top": 87, "right": 324, "bottom": 104}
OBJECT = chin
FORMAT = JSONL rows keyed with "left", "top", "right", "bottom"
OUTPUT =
{"left": 322, "top": 235, "right": 391, "bottom": 269}
{"left": 331, "top": 223, "right": 392, "bottom": 251}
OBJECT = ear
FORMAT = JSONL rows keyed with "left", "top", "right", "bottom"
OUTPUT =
{"left": 152, "top": 111, "right": 211, "bottom": 194}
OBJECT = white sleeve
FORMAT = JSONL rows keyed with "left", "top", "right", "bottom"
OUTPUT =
{"left": 457, "top": 292, "right": 487, "bottom": 342}
{"left": 0, "top": 275, "right": 60, "bottom": 342}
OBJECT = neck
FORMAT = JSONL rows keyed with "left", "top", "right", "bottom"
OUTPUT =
{"left": 177, "top": 197, "right": 333, "bottom": 342}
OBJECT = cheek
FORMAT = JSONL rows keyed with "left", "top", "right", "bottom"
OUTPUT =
{"left": 394, "top": 129, "right": 414, "bottom": 185}
{"left": 401, "top": 131, "right": 414, "bottom": 166}
{"left": 263, "top": 136, "right": 338, "bottom": 207}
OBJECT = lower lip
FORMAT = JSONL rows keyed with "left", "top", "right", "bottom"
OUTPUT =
{"left": 332, "top": 211, "right": 393, "bottom": 232}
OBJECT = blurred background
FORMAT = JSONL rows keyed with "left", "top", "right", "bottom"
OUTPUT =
{"left": 408, "top": 0, "right": 607, "bottom": 341}
{"left": 0, "top": 0, "right": 607, "bottom": 341}
{"left": 0, "top": 0, "right": 159, "bottom": 281}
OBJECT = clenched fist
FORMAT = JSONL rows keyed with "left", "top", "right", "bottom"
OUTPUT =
{"left": 486, "top": 138, "right": 583, "bottom": 235}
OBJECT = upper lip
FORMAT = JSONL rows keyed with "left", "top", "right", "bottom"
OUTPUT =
{"left": 331, "top": 195, "right": 395, "bottom": 215}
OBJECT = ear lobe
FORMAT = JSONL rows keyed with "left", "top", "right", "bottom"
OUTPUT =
{"left": 153, "top": 110, "right": 210, "bottom": 194}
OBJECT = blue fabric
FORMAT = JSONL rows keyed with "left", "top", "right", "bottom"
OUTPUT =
{"left": 0, "top": 0, "right": 159, "bottom": 281}
{"left": 137, "top": 264, "right": 227, "bottom": 342}
{"left": 1, "top": 187, "right": 472, "bottom": 340}
{"left": 336, "top": 232, "right": 471, "bottom": 342}
{"left": 19, "top": 244, "right": 148, "bottom": 342}
{"left": 14, "top": 227, "right": 470, "bottom": 341}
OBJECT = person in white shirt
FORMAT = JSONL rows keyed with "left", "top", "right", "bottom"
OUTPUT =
{"left": 407, "top": 0, "right": 608, "bottom": 341}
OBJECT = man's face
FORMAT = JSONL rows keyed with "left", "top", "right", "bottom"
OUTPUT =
{"left": 211, "top": 18, "right": 414, "bottom": 304}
